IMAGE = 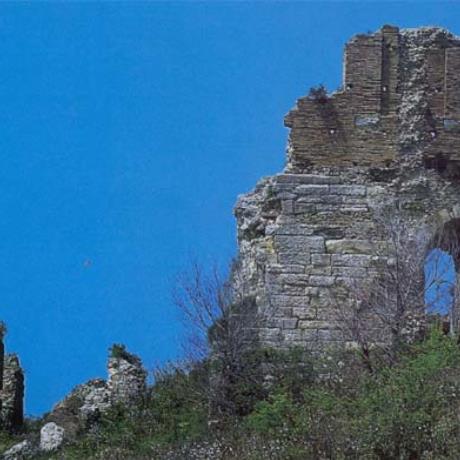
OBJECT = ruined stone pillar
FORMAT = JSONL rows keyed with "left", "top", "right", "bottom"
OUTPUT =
{"left": 1, "top": 354, "right": 24, "bottom": 431}
{"left": 0, "top": 331, "right": 5, "bottom": 393}
{"left": 107, "top": 346, "right": 147, "bottom": 404}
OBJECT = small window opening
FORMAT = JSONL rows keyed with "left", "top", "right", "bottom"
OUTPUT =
{"left": 424, "top": 154, "right": 448, "bottom": 173}
{"left": 425, "top": 248, "right": 455, "bottom": 319}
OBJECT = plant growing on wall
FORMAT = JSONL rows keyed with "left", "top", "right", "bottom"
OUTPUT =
{"left": 333, "top": 203, "right": 460, "bottom": 368}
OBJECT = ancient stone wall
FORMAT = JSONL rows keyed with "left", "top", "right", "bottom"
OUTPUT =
{"left": 45, "top": 345, "right": 146, "bottom": 445}
{"left": 1, "top": 354, "right": 24, "bottom": 431}
{"left": 284, "top": 26, "right": 460, "bottom": 172}
{"left": 107, "top": 353, "right": 147, "bottom": 404}
{"left": 0, "top": 330, "right": 25, "bottom": 432}
{"left": 236, "top": 26, "right": 460, "bottom": 350}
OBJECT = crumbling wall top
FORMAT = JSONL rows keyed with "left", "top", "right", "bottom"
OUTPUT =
{"left": 285, "top": 25, "right": 460, "bottom": 173}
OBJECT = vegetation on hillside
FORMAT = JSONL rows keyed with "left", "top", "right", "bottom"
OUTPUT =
{"left": 3, "top": 326, "right": 456, "bottom": 459}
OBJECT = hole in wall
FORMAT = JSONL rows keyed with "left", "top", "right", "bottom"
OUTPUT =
{"left": 424, "top": 155, "right": 460, "bottom": 180}
{"left": 425, "top": 218, "right": 460, "bottom": 333}
{"left": 425, "top": 248, "right": 455, "bottom": 315}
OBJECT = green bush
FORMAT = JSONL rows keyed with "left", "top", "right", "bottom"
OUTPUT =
{"left": 109, "top": 344, "right": 141, "bottom": 366}
{"left": 246, "top": 328, "right": 460, "bottom": 459}
{"left": 45, "top": 329, "right": 460, "bottom": 459}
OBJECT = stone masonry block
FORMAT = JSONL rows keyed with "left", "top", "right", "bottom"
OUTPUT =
{"left": 276, "top": 174, "right": 341, "bottom": 185}
{"left": 271, "top": 295, "right": 310, "bottom": 308}
{"left": 292, "top": 307, "right": 317, "bottom": 320}
{"left": 282, "top": 329, "right": 303, "bottom": 342}
{"left": 311, "top": 254, "right": 332, "bottom": 266}
{"left": 269, "top": 224, "right": 314, "bottom": 236}
{"left": 295, "top": 184, "right": 330, "bottom": 195}
{"left": 332, "top": 266, "right": 368, "bottom": 277}
{"left": 278, "top": 273, "right": 310, "bottom": 285}
{"left": 309, "top": 265, "right": 332, "bottom": 276}
{"left": 309, "top": 275, "right": 335, "bottom": 287}
{"left": 296, "top": 195, "right": 343, "bottom": 204}
{"left": 298, "top": 320, "right": 331, "bottom": 329}
{"left": 283, "top": 319, "right": 298, "bottom": 329}
{"left": 278, "top": 251, "right": 310, "bottom": 265}
{"left": 325, "top": 239, "right": 373, "bottom": 254}
{"left": 303, "top": 329, "right": 318, "bottom": 342}
{"left": 275, "top": 235, "right": 325, "bottom": 253}
{"left": 329, "top": 185, "right": 366, "bottom": 196}
{"left": 266, "top": 264, "right": 305, "bottom": 275}
{"left": 281, "top": 200, "right": 294, "bottom": 214}
{"left": 318, "top": 329, "right": 344, "bottom": 341}
{"left": 294, "top": 202, "right": 317, "bottom": 214}
{"left": 260, "top": 328, "right": 281, "bottom": 342}
{"left": 331, "top": 254, "right": 372, "bottom": 267}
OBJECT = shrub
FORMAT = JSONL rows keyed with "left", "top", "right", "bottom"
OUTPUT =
{"left": 247, "top": 328, "right": 460, "bottom": 459}
{"left": 109, "top": 344, "right": 141, "bottom": 366}
{"left": 308, "top": 84, "right": 328, "bottom": 103}
{"left": 45, "top": 329, "right": 460, "bottom": 459}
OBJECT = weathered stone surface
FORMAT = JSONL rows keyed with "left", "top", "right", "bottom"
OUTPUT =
{"left": 234, "top": 25, "right": 460, "bottom": 350}
{"left": 3, "top": 440, "right": 35, "bottom": 460}
{"left": 1, "top": 355, "right": 24, "bottom": 431}
{"left": 46, "top": 346, "right": 146, "bottom": 441}
{"left": 46, "top": 379, "right": 110, "bottom": 439}
{"left": 80, "top": 381, "right": 112, "bottom": 420}
{"left": 108, "top": 353, "right": 147, "bottom": 404}
{"left": 325, "top": 239, "right": 373, "bottom": 254}
{"left": 40, "top": 422, "right": 65, "bottom": 452}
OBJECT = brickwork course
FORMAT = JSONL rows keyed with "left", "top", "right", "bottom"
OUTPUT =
{"left": 235, "top": 26, "right": 460, "bottom": 350}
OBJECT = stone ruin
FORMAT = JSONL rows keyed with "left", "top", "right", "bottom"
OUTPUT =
{"left": 43, "top": 345, "right": 147, "bottom": 443}
{"left": 235, "top": 25, "right": 460, "bottom": 351}
{"left": 2, "top": 344, "right": 146, "bottom": 458}
{"left": 0, "top": 329, "right": 25, "bottom": 433}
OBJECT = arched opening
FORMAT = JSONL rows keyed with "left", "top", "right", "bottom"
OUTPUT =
{"left": 425, "top": 218, "right": 460, "bottom": 333}
{"left": 425, "top": 248, "right": 455, "bottom": 314}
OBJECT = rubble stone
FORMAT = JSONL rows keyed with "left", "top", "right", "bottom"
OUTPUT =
{"left": 40, "top": 422, "right": 65, "bottom": 452}
{"left": 2, "top": 440, "right": 34, "bottom": 460}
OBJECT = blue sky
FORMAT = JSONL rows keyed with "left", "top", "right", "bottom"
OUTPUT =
{"left": 1, "top": 2, "right": 459, "bottom": 415}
